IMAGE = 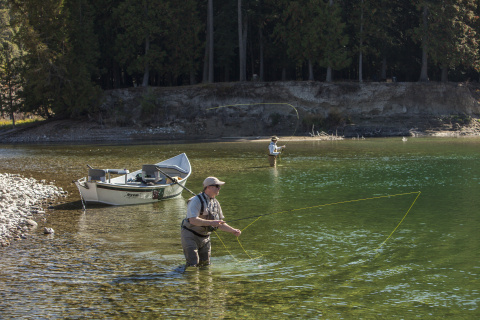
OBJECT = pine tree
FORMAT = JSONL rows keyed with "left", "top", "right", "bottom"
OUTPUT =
{"left": 203, "top": 0, "right": 214, "bottom": 83}
{"left": 215, "top": 0, "right": 238, "bottom": 82}
{"left": 164, "top": 0, "right": 203, "bottom": 85}
{"left": 428, "top": 0, "right": 478, "bottom": 82}
{"left": 8, "top": 0, "right": 69, "bottom": 118}
{"left": 114, "top": 0, "right": 171, "bottom": 87}
{"left": 319, "top": 0, "right": 350, "bottom": 82}
{"left": 1, "top": 1, "right": 24, "bottom": 126}
{"left": 274, "top": 0, "right": 323, "bottom": 81}
{"left": 62, "top": 0, "right": 101, "bottom": 116}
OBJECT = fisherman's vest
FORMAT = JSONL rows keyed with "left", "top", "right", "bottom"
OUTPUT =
{"left": 182, "top": 192, "right": 222, "bottom": 237}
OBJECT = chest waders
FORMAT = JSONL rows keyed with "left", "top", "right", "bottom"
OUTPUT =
{"left": 182, "top": 193, "right": 219, "bottom": 237}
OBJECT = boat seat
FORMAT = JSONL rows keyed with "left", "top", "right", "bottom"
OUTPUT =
{"left": 142, "top": 165, "right": 162, "bottom": 183}
{"left": 88, "top": 169, "right": 106, "bottom": 182}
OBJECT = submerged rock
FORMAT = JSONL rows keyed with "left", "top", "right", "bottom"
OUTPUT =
{"left": 43, "top": 227, "right": 54, "bottom": 235}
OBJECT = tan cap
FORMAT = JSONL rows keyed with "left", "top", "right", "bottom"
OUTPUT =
{"left": 203, "top": 176, "right": 226, "bottom": 187}
{"left": 271, "top": 136, "right": 279, "bottom": 141}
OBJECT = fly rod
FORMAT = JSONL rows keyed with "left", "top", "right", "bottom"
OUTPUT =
{"left": 154, "top": 166, "right": 196, "bottom": 196}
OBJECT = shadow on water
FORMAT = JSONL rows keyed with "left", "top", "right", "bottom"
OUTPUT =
{"left": 52, "top": 200, "right": 85, "bottom": 210}
{"left": 110, "top": 266, "right": 188, "bottom": 284}
{"left": 53, "top": 200, "right": 125, "bottom": 211}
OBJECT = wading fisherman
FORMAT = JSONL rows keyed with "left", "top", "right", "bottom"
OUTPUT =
{"left": 268, "top": 136, "right": 286, "bottom": 167}
{"left": 181, "top": 177, "right": 241, "bottom": 267}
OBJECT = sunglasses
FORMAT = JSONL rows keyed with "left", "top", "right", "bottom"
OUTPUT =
{"left": 210, "top": 184, "right": 221, "bottom": 189}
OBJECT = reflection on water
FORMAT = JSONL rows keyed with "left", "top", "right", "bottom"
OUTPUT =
{"left": 1, "top": 138, "right": 480, "bottom": 318}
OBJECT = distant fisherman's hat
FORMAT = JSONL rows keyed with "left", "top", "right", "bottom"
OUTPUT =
{"left": 203, "top": 176, "right": 226, "bottom": 187}
{"left": 271, "top": 136, "right": 279, "bottom": 141}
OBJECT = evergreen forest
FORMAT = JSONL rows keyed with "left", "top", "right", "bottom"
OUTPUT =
{"left": 1, "top": 0, "right": 479, "bottom": 122}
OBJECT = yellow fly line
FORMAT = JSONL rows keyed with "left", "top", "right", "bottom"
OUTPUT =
{"left": 206, "top": 102, "right": 299, "bottom": 119}
{"left": 213, "top": 191, "right": 421, "bottom": 263}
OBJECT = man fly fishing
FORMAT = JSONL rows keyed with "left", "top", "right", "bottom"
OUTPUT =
{"left": 181, "top": 177, "right": 241, "bottom": 267}
{"left": 268, "top": 136, "right": 286, "bottom": 167}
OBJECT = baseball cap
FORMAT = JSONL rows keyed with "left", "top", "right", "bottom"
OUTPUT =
{"left": 203, "top": 176, "right": 226, "bottom": 187}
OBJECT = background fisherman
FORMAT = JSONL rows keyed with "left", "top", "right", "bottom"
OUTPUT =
{"left": 268, "top": 136, "right": 286, "bottom": 167}
{"left": 181, "top": 176, "right": 241, "bottom": 267}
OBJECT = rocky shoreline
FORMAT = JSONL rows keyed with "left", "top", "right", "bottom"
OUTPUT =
{"left": 2, "top": 82, "right": 480, "bottom": 143}
{"left": 0, "top": 117, "right": 478, "bottom": 144}
{"left": 0, "top": 173, "right": 68, "bottom": 247}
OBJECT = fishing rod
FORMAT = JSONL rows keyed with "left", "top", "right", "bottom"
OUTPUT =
{"left": 154, "top": 166, "right": 197, "bottom": 196}
{"left": 206, "top": 102, "right": 300, "bottom": 146}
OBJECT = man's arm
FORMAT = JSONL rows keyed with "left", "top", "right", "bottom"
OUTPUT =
{"left": 188, "top": 216, "right": 225, "bottom": 228}
{"left": 218, "top": 223, "right": 241, "bottom": 237}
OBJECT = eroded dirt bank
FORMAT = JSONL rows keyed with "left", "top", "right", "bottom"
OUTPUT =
{"left": 2, "top": 81, "right": 480, "bottom": 143}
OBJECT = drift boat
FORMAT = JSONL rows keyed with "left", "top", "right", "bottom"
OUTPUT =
{"left": 74, "top": 153, "right": 191, "bottom": 206}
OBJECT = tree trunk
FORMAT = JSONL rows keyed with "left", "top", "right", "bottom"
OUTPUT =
{"left": 259, "top": 25, "right": 264, "bottom": 81}
{"left": 359, "top": 51, "right": 363, "bottom": 83}
{"left": 238, "top": 0, "right": 246, "bottom": 81}
{"left": 142, "top": 35, "right": 150, "bottom": 87}
{"left": 418, "top": 5, "right": 429, "bottom": 82}
{"left": 190, "top": 69, "right": 196, "bottom": 85}
{"left": 142, "top": 3, "right": 150, "bottom": 87}
{"left": 8, "top": 87, "right": 16, "bottom": 128}
{"left": 326, "top": 0, "right": 334, "bottom": 81}
{"left": 359, "top": 0, "right": 364, "bottom": 83}
{"left": 224, "top": 64, "right": 230, "bottom": 82}
{"left": 208, "top": 0, "right": 214, "bottom": 83}
{"left": 326, "top": 66, "right": 332, "bottom": 82}
{"left": 308, "top": 60, "right": 314, "bottom": 81}
{"left": 202, "top": 33, "right": 209, "bottom": 82}
{"left": 9, "top": 112, "right": 16, "bottom": 128}
{"left": 381, "top": 56, "right": 387, "bottom": 80}
{"left": 441, "top": 65, "right": 448, "bottom": 82}
{"left": 243, "top": 19, "right": 248, "bottom": 78}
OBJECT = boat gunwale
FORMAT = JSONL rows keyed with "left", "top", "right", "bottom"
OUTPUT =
{"left": 94, "top": 179, "right": 187, "bottom": 192}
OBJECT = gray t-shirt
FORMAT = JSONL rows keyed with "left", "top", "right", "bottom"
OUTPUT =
{"left": 183, "top": 192, "right": 224, "bottom": 236}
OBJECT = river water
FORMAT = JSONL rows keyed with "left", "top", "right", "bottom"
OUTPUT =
{"left": 1, "top": 137, "right": 479, "bottom": 319}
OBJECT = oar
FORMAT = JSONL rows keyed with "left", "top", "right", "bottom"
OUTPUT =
{"left": 155, "top": 166, "right": 196, "bottom": 196}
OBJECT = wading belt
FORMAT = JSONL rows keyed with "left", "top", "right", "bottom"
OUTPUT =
{"left": 182, "top": 225, "right": 209, "bottom": 238}
{"left": 181, "top": 193, "right": 216, "bottom": 237}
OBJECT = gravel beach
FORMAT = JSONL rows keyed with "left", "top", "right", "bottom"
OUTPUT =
{"left": 0, "top": 173, "right": 68, "bottom": 247}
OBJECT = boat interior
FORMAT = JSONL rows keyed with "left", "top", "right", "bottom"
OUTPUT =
{"left": 87, "top": 165, "right": 189, "bottom": 186}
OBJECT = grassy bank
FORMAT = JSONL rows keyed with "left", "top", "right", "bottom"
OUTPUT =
{"left": 0, "top": 119, "right": 40, "bottom": 130}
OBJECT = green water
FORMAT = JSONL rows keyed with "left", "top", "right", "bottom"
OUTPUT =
{"left": 1, "top": 137, "right": 479, "bottom": 319}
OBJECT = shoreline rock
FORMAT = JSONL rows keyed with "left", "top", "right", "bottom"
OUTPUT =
{"left": 1, "top": 82, "right": 480, "bottom": 143}
{"left": 0, "top": 173, "right": 68, "bottom": 247}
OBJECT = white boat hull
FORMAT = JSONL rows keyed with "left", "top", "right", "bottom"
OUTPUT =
{"left": 75, "top": 153, "right": 191, "bottom": 206}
